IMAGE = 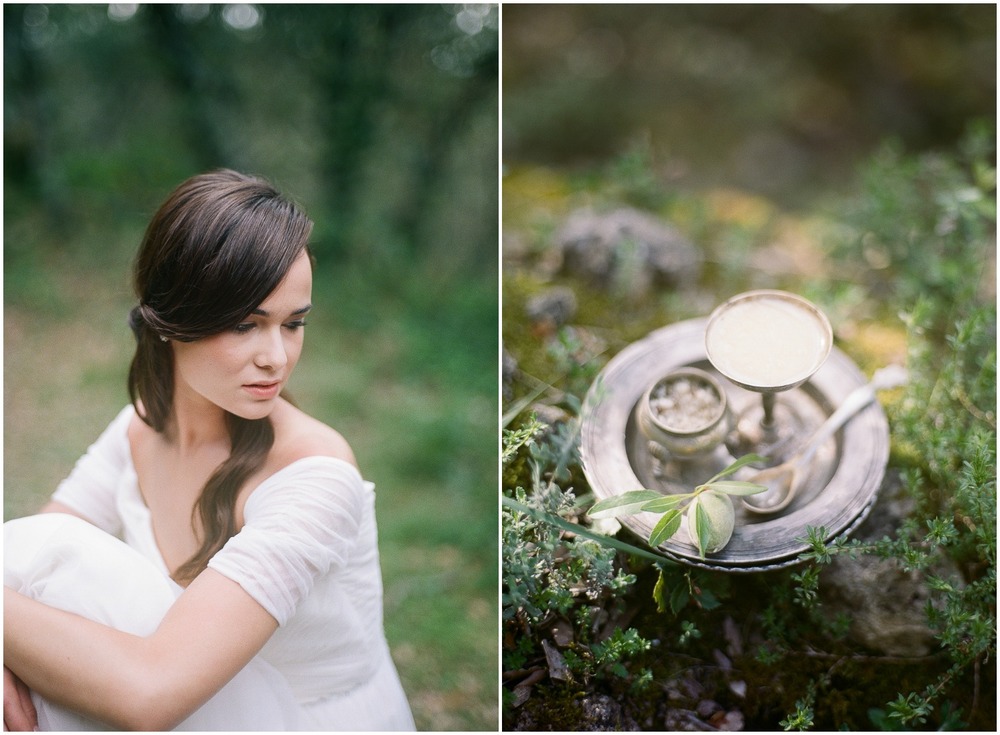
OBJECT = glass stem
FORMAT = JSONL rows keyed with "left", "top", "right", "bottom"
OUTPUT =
{"left": 761, "top": 392, "right": 776, "bottom": 430}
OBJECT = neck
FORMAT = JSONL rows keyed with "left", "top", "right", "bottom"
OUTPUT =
{"left": 164, "top": 389, "right": 231, "bottom": 454}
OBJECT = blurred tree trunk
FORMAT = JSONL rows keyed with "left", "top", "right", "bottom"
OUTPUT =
{"left": 311, "top": 4, "right": 423, "bottom": 259}
{"left": 3, "top": 4, "right": 69, "bottom": 224}
{"left": 393, "top": 48, "right": 498, "bottom": 264}
{"left": 143, "top": 4, "right": 236, "bottom": 171}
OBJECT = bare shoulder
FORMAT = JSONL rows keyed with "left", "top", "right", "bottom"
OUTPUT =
{"left": 269, "top": 399, "right": 359, "bottom": 471}
{"left": 126, "top": 405, "right": 157, "bottom": 451}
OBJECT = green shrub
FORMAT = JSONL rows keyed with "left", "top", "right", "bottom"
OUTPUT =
{"left": 501, "top": 413, "right": 642, "bottom": 639}
{"left": 793, "top": 124, "right": 996, "bottom": 728}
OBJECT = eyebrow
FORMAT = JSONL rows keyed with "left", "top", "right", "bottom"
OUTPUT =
{"left": 251, "top": 304, "right": 312, "bottom": 318}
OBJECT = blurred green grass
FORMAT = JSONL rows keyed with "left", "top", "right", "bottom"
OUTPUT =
{"left": 4, "top": 223, "right": 498, "bottom": 730}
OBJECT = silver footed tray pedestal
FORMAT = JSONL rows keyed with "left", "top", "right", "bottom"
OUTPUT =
{"left": 580, "top": 318, "right": 890, "bottom": 572}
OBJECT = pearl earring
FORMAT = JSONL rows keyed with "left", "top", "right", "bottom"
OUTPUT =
{"left": 160, "top": 335, "right": 168, "bottom": 343}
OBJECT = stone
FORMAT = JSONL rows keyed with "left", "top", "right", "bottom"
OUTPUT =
{"left": 715, "top": 709, "right": 745, "bottom": 731}
{"left": 554, "top": 207, "right": 702, "bottom": 297}
{"left": 525, "top": 286, "right": 578, "bottom": 334}
{"left": 513, "top": 694, "right": 639, "bottom": 732}
{"left": 697, "top": 699, "right": 723, "bottom": 718}
{"left": 577, "top": 693, "right": 638, "bottom": 731}
{"left": 541, "top": 639, "right": 571, "bottom": 681}
{"left": 821, "top": 554, "right": 938, "bottom": 657}
{"left": 818, "top": 473, "right": 963, "bottom": 657}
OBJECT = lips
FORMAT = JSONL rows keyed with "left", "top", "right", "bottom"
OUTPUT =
{"left": 243, "top": 380, "right": 282, "bottom": 399}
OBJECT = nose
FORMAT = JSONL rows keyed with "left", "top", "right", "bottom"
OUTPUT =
{"left": 254, "top": 327, "right": 288, "bottom": 372}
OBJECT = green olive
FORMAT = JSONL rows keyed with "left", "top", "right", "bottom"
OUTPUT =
{"left": 688, "top": 489, "right": 736, "bottom": 555}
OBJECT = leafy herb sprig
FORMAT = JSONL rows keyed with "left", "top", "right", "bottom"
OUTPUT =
{"left": 589, "top": 454, "right": 768, "bottom": 558}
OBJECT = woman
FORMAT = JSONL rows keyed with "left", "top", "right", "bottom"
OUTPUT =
{"left": 3, "top": 170, "right": 415, "bottom": 731}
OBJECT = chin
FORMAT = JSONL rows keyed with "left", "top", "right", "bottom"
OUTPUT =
{"left": 229, "top": 400, "right": 279, "bottom": 421}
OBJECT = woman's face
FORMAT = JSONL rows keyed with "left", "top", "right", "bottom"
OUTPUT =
{"left": 170, "top": 249, "right": 313, "bottom": 421}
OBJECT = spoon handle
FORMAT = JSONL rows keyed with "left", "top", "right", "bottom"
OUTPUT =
{"left": 798, "top": 364, "right": 908, "bottom": 465}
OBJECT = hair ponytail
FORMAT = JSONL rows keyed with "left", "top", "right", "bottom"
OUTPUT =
{"left": 172, "top": 413, "right": 274, "bottom": 583}
{"left": 127, "top": 305, "right": 175, "bottom": 432}
{"left": 127, "top": 170, "right": 313, "bottom": 584}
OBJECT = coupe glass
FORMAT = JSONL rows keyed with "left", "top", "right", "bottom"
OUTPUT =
{"left": 704, "top": 290, "right": 832, "bottom": 461}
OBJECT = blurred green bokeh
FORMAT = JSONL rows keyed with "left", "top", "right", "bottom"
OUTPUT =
{"left": 503, "top": 3, "right": 995, "bottom": 209}
{"left": 4, "top": 4, "right": 498, "bottom": 731}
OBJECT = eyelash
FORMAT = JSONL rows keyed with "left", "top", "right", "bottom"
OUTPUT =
{"left": 233, "top": 319, "right": 308, "bottom": 334}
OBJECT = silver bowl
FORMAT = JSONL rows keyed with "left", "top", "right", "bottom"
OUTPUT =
{"left": 636, "top": 367, "right": 731, "bottom": 458}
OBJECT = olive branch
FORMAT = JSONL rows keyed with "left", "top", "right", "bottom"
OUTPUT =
{"left": 588, "top": 454, "right": 768, "bottom": 558}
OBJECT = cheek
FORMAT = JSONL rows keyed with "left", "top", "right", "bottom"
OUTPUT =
{"left": 175, "top": 340, "right": 247, "bottom": 380}
{"left": 286, "top": 334, "right": 305, "bottom": 368}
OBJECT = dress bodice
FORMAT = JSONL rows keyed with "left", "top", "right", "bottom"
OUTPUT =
{"left": 51, "top": 406, "right": 389, "bottom": 705}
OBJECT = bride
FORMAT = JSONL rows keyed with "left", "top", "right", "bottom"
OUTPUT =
{"left": 3, "top": 170, "right": 416, "bottom": 731}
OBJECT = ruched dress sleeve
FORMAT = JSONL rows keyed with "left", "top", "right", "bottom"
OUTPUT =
{"left": 206, "top": 457, "right": 367, "bottom": 627}
{"left": 49, "top": 406, "right": 135, "bottom": 536}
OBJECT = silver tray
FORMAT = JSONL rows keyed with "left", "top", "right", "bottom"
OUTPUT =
{"left": 580, "top": 318, "right": 890, "bottom": 572}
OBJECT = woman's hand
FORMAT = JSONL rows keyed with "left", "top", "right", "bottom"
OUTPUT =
{"left": 3, "top": 666, "right": 37, "bottom": 732}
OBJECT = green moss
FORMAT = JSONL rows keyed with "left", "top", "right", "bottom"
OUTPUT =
{"left": 509, "top": 683, "right": 591, "bottom": 731}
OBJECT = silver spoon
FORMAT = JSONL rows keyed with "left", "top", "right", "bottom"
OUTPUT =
{"left": 741, "top": 364, "right": 908, "bottom": 515}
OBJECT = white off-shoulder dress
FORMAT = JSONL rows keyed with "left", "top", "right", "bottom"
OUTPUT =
{"left": 3, "top": 405, "right": 415, "bottom": 731}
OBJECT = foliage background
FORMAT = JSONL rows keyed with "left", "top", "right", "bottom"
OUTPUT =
{"left": 503, "top": 3, "right": 995, "bottom": 208}
{"left": 4, "top": 4, "right": 498, "bottom": 731}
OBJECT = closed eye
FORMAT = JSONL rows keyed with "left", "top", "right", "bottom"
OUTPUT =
{"left": 234, "top": 305, "right": 311, "bottom": 334}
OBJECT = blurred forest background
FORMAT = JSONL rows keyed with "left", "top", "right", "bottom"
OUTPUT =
{"left": 4, "top": 3, "right": 497, "bottom": 731}
{"left": 504, "top": 3, "right": 994, "bottom": 208}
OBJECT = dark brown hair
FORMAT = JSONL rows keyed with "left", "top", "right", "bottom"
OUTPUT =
{"left": 127, "top": 169, "right": 313, "bottom": 584}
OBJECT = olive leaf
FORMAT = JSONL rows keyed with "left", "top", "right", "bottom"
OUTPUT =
{"left": 692, "top": 489, "right": 736, "bottom": 558}
{"left": 639, "top": 493, "right": 691, "bottom": 513}
{"left": 588, "top": 489, "right": 663, "bottom": 518}
{"left": 586, "top": 453, "right": 768, "bottom": 555}
{"left": 648, "top": 508, "right": 682, "bottom": 547}
{"left": 690, "top": 497, "right": 711, "bottom": 559}
{"left": 699, "top": 453, "right": 767, "bottom": 486}
{"left": 702, "top": 480, "right": 770, "bottom": 496}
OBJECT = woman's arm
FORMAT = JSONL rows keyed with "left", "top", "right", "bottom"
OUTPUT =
{"left": 5, "top": 505, "right": 109, "bottom": 731}
{"left": 4, "top": 569, "right": 277, "bottom": 731}
{"left": 38, "top": 499, "right": 92, "bottom": 518}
